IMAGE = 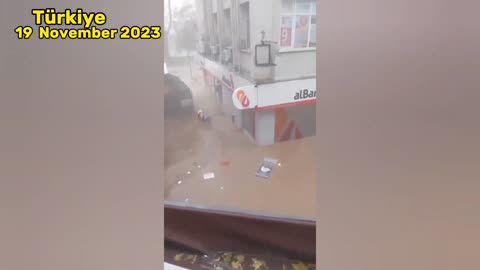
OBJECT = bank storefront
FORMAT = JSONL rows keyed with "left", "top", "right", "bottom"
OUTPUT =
{"left": 200, "top": 58, "right": 252, "bottom": 131}
{"left": 233, "top": 78, "right": 316, "bottom": 145}
{"left": 200, "top": 57, "right": 315, "bottom": 145}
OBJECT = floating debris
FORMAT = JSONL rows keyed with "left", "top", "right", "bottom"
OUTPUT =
{"left": 186, "top": 171, "right": 192, "bottom": 175}
{"left": 292, "top": 262, "right": 310, "bottom": 270}
{"left": 174, "top": 253, "right": 186, "bottom": 262}
{"left": 264, "top": 157, "right": 279, "bottom": 164}
{"left": 220, "top": 160, "right": 231, "bottom": 167}
{"left": 197, "top": 109, "right": 207, "bottom": 121}
{"left": 222, "top": 252, "right": 233, "bottom": 263}
{"left": 232, "top": 255, "right": 245, "bottom": 270}
{"left": 256, "top": 157, "right": 278, "bottom": 179}
{"left": 173, "top": 253, "right": 198, "bottom": 265}
{"left": 177, "top": 180, "right": 183, "bottom": 184}
{"left": 203, "top": 172, "right": 215, "bottom": 180}
{"left": 251, "top": 258, "right": 268, "bottom": 270}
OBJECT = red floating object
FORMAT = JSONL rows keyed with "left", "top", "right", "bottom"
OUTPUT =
{"left": 220, "top": 161, "right": 231, "bottom": 167}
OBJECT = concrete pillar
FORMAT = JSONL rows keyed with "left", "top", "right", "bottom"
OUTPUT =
{"left": 254, "top": 110, "right": 276, "bottom": 145}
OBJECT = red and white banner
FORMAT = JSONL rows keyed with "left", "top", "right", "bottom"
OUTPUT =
{"left": 233, "top": 78, "right": 316, "bottom": 110}
{"left": 201, "top": 57, "right": 251, "bottom": 91}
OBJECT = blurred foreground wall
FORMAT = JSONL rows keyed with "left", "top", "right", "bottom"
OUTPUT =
{"left": 0, "top": 0, "right": 164, "bottom": 269}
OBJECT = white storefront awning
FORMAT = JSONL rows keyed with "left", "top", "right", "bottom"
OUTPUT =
{"left": 256, "top": 78, "right": 316, "bottom": 110}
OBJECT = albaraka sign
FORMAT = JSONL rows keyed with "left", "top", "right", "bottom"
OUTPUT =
{"left": 258, "top": 78, "right": 316, "bottom": 108}
{"left": 232, "top": 78, "right": 316, "bottom": 110}
{"left": 294, "top": 89, "right": 316, "bottom": 100}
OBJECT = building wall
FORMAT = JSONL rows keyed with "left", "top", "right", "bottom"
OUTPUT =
{"left": 249, "top": 0, "right": 275, "bottom": 44}
{"left": 275, "top": 51, "right": 316, "bottom": 80}
{"left": 200, "top": 57, "right": 253, "bottom": 130}
{"left": 223, "top": 0, "right": 231, "bottom": 9}
{"left": 221, "top": 86, "right": 243, "bottom": 128}
{"left": 248, "top": 0, "right": 316, "bottom": 81}
{"left": 221, "top": 87, "right": 233, "bottom": 114}
{"left": 195, "top": 0, "right": 206, "bottom": 35}
{"left": 241, "top": 109, "right": 255, "bottom": 138}
{"left": 197, "top": 0, "right": 316, "bottom": 82}
{"left": 212, "top": 0, "right": 218, "bottom": 13}
{"left": 239, "top": 51, "right": 252, "bottom": 78}
{"left": 198, "top": 0, "right": 317, "bottom": 145}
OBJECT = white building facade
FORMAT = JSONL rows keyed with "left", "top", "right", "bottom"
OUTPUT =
{"left": 195, "top": 0, "right": 316, "bottom": 145}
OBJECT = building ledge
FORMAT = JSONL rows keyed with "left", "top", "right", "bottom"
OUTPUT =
{"left": 199, "top": 53, "right": 316, "bottom": 87}
{"left": 278, "top": 47, "right": 316, "bottom": 53}
{"left": 255, "top": 75, "right": 316, "bottom": 86}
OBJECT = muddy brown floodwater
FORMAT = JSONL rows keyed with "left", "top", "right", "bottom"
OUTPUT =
{"left": 165, "top": 62, "right": 316, "bottom": 220}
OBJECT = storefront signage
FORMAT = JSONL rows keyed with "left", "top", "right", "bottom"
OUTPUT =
{"left": 236, "top": 90, "right": 250, "bottom": 107}
{"left": 294, "top": 89, "right": 316, "bottom": 100}
{"left": 221, "top": 74, "right": 234, "bottom": 90}
{"left": 232, "top": 85, "right": 257, "bottom": 110}
{"left": 200, "top": 57, "right": 251, "bottom": 91}
{"left": 256, "top": 78, "right": 316, "bottom": 109}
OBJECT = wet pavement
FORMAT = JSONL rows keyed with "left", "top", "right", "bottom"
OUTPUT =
{"left": 165, "top": 60, "right": 316, "bottom": 219}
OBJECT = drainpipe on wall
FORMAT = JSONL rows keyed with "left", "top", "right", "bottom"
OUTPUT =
{"left": 217, "top": 0, "right": 225, "bottom": 54}
{"left": 231, "top": 0, "right": 241, "bottom": 72}
{"left": 203, "top": 0, "right": 214, "bottom": 57}
{"left": 200, "top": 0, "right": 212, "bottom": 52}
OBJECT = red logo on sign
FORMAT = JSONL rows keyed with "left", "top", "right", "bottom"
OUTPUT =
{"left": 236, "top": 90, "right": 250, "bottom": 108}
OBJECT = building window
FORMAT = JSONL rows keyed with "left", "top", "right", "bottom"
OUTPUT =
{"left": 239, "top": 2, "right": 250, "bottom": 50}
{"left": 280, "top": 0, "right": 316, "bottom": 49}
{"left": 212, "top": 13, "right": 218, "bottom": 44}
{"left": 223, "top": 8, "right": 232, "bottom": 46}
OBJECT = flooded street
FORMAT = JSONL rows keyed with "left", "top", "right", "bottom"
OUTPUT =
{"left": 165, "top": 61, "right": 316, "bottom": 219}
